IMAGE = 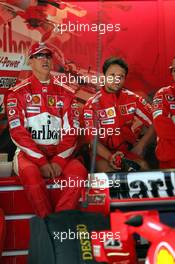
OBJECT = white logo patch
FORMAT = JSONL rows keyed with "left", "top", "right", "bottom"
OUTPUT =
{"left": 101, "top": 119, "right": 115, "bottom": 125}
{"left": 7, "top": 98, "right": 17, "bottom": 108}
{"left": 26, "top": 107, "right": 40, "bottom": 113}
{"left": 56, "top": 100, "right": 64, "bottom": 108}
{"left": 8, "top": 109, "right": 16, "bottom": 116}
{"left": 153, "top": 110, "right": 162, "bottom": 119}
{"left": 9, "top": 119, "right": 20, "bottom": 129}
{"left": 106, "top": 107, "right": 116, "bottom": 118}
{"left": 170, "top": 104, "right": 175, "bottom": 110}
{"left": 73, "top": 120, "right": 80, "bottom": 128}
{"left": 26, "top": 94, "right": 32, "bottom": 103}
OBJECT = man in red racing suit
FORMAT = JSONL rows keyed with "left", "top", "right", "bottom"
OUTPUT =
{"left": 83, "top": 57, "right": 154, "bottom": 172}
{"left": 152, "top": 58, "right": 175, "bottom": 169}
{"left": 7, "top": 42, "right": 87, "bottom": 218}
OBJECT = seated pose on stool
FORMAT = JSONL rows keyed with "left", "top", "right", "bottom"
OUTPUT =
{"left": 83, "top": 57, "right": 154, "bottom": 172}
{"left": 7, "top": 42, "right": 87, "bottom": 218}
{"left": 152, "top": 57, "right": 175, "bottom": 169}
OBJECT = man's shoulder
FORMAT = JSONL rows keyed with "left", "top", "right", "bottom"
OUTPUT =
{"left": 155, "top": 85, "right": 172, "bottom": 96}
{"left": 51, "top": 74, "right": 75, "bottom": 97}
{"left": 86, "top": 90, "right": 102, "bottom": 106}
{"left": 9, "top": 78, "right": 31, "bottom": 94}
{"left": 122, "top": 88, "right": 135, "bottom": 96}
{"left": 121, "top": 88, "right": 139, "bottom": 100}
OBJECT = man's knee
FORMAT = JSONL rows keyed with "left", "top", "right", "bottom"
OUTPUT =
{"left": 19, "top": 164, "right": 43, "bottom": 186}
{"left": 96, "top": 159, "right": 112, "bottom": 172}
{"left": 63, "top": 159, "right": 87, "bottom": 180}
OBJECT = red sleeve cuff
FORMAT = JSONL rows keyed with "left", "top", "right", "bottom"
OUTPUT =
{"left": 51, "top": 156, "right": 68, "bottom": 169}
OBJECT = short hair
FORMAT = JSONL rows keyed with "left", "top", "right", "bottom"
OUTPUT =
{"left": 103, "top": 57, "right": 128, "bottom": 76}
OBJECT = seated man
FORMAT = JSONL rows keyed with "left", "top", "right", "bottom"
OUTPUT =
{"left": 83, "top": 57, "right": 154, "bottom": 172}
{"left": 152, "top": 57, "right": 175, "bottom": 169}
{"left": 7, "top": 42, "right": 87, "bottom": 218}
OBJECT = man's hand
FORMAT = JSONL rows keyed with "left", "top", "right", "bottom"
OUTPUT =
{"left": 40, "top": 163, "right": 55, "bottom": 178}
{"left": 131, "top": 143, "right": 145, "bottom": 157}
{"left": 50, "top": 163, "right": 62, "bottom": 177}
{"left": 131, "top": 125, "right": 155, "bottom": 157}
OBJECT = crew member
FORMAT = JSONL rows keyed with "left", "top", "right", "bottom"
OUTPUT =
{"left": 83, "top": 57, "right": 154, "bottom": 172}
{"left": 7, "top": 42, "right": 87, "bottom": 217}
{"left": 152, "top": 57, "right": 175, "bottom": 169}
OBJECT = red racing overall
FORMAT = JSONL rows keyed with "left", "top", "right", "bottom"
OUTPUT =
{"left": 83, "top": 87, "right": 152, "bottom": 161}
{"left": 7, "top": 75, "right": 87, "bottom": 217}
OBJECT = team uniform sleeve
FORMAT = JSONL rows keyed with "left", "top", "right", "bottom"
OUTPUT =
{"left": 51, "top": 97, "right": 80, "bottom": 169}
{"left": 7, "top": 91, "right": 48, "bottom": 166}
{"left": 152, "top": 90, "right": 175, "bottom": 139}
{"left": 135, "top": 95, "right": 152, "bottom": 126}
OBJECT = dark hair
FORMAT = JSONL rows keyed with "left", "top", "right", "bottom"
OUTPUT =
{"left": 103, "top": 57, "right": 128, "bottom": 76}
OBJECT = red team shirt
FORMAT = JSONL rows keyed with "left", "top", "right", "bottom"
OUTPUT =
{"left": 152, "top": 84, "right": 175, "bottom": 168}
{"left": 83, "top": 87, "right": 152, "bottom": 158}
{"left": 7, "top": 74, "right": 80, "bottom": 169}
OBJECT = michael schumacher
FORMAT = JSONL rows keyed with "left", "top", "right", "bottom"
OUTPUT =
{"left": 83, "top": 57, "right": 155, "bottom": 172}
{"left": 7, "top": 42, "right": 87, "bottom": 218}
{"left": 152, "top": 57, "right": 175, "bottom": 169}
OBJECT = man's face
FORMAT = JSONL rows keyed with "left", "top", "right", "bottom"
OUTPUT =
{"left": 29, "top": 52, "right": 52, "bottom": 78}
{"left": 104, "top": 64, "right": 126, "bottom": 93}
{"left": 171, "top": 58, "right": 175, "bottom": 82}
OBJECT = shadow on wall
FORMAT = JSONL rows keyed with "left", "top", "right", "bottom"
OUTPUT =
{"left": 0, "top": 127, "right": 16, "bottom": 161}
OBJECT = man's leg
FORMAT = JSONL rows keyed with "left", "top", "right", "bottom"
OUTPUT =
{"left": 55, "top": 159, "right": 87, "bottom": 212}
{"left": 96, "top": 159, "right": 114, "bottom": 172}
{"left": 14, "top": 151, "right": 53, "bottom": 218}
{"left": 159, "top": 160, "right": 175, "bottom": 169}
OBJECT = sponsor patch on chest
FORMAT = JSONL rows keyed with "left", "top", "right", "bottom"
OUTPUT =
{"left": 165, "top": 94, "right": 175, "bottom": 103}
{"left": 170, "top": 104, "right": 175, "bottom": 110}
{"left": 101, "top": 119, "right": 115, "bottom": 125}
{"left": 72, "top": 109, "right": 80, "bottom": 118}
{"left": 26, "top": 106, "right": 40, "bottom": 113}
{"left": 98, "top": 107, "right": 116, "bottom": 119}
{"left": 47, "top": 95, "right": 56, "bottom": 107}
{"left": 7, "top": 98, "right": 17, "bottom": 108}
{"left": 32, "top": 94, "right": 41, "bottom": 106}
{"left": 8, "top": 109, "right": 16, "bottom": 116}
{"left": 56, "top": 100, "right": 64, "bottom": 108}
{"left": 153, "top": 95, "right": 163, "bottom": 104}
{"left": 119, "top": 103, "right": 136, "bottom": 115}
{"left": 84, "top": 110, "right": 93, "bottom": 119}
{"left": 9, "top": 118, "right": 20, "bottom": 129}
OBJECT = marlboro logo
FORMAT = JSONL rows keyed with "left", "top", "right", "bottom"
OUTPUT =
{"left": 0, "top": 22, "right": 31, "bottom": 53}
